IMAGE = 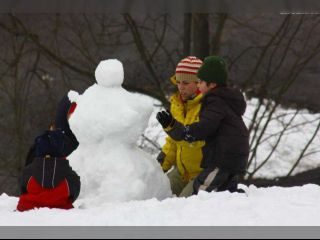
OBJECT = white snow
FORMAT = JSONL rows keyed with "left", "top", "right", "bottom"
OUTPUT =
{"left": 67, "top": 59, "right": 171, "bottom": 204}
{"left": 95, "top": 59, "right": 124, "bottom": 88}
{"left": 1, "top": 184, "right": 320, "bottom": 226}
{"left": 244, "top": 98, "right": 320, "bottom": 178}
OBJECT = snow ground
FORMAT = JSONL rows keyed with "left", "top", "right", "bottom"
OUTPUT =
{"left": 1, "top": 184, "right": 320, "bottom": 226}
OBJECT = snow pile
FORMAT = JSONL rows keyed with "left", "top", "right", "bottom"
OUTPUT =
{"left": 68, "top": 59, "right": 171, "bottom": 204}
{"left": 1, "top": 184, "right": 320, "bottom": 226}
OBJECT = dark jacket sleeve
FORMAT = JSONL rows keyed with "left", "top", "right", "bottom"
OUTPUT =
{"left": 55, "top": 95, "right": 79, "bottom": 156}
{"left": 20, "top": 164, "right": 33, "bottom": 194}
{"left": 63, "top": 131, "right": 79, "bottom": 157}
{"left": 65, "top": 169, "right": 81, "bottom": 203}
{"left": 156, "top": 151, "right": 166, "bottom": 165}
{"left": 25, "top": 144, "right": 36, "bottom": 166}
{"left": 166, "top": 96, "right": 226, "bottom": 142}
{"left": 55, "top": 95, "right": 71, "bottom": 131}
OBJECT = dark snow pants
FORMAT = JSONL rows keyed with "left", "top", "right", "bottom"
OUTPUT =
{"left": 193, "top": 168, "right": 239, "bottom": 194}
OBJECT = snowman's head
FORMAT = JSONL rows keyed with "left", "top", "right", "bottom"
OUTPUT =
{"left": 95, "top": 59, "right": 124, "bottom": 88}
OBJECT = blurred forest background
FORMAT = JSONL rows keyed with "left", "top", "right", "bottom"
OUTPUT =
{"left": 0, "top": 13, "right": 320, "bottom": 195}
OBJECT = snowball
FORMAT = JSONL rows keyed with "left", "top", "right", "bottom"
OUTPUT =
{"left": 95, "top": 59, "right": 124, "bottom": 88}
{"left": 68, "top": 90, "right": 80, "bottom": 103}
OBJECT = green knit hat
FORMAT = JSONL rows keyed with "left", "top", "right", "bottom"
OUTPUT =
{"left": 197, "top": 56, "right": 228, "bottom": 86}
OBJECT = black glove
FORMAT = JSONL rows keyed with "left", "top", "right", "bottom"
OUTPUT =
{"left": 156, "top": 110, "right": 175, "bottom": 129}
{"left": 35, "top": 129, "right": 66, "bottom": 158}
{"left": 156, "top": 151, "right": 166, "bottom": 165}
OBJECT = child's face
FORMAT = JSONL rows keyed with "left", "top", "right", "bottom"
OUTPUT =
{"left": 197, "top": 80, "right": 217, "bottom": 94}
{"left": 176, "top": 80, "right": 199, "bottom": 101}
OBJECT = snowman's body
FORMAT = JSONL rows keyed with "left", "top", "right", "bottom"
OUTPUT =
{"left": 68, "top": 60, "right": 171, "bottom": 204}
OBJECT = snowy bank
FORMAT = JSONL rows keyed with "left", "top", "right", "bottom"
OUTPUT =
{"left": 1, "top": 184, "right": 320, "bottom": 226}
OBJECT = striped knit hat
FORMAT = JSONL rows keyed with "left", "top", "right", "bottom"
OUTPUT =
{"left": 174, "top": 56, "right": 203, "bottom": 84}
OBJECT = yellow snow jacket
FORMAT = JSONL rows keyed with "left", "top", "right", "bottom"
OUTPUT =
{"left": 161, "top": 91, "right": 205, "bottom": 182}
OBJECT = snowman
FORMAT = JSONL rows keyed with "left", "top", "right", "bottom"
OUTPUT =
{"left": 68, "top": 59, "right": 172, "bottom": 205}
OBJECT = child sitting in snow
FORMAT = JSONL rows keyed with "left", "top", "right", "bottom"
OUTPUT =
{"left": 17, "top": 127, "right": 81, "bottom": 212}
{"left": 25, "top": 95, "right": 79, "bottom": 167}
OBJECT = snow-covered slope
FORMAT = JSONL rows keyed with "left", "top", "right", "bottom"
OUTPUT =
{"left": 1, "top": 184, "right": 320, "bottom": 226}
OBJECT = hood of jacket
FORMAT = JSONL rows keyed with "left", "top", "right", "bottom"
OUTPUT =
{"left": 206, "top": 87, "right": 247, "bottom": 116}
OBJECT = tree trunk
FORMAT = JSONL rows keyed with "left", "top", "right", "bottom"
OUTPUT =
{"left": 183, "top": 13, "right": 192, "bottom": 57}
{"left": 211, "top": 13, "right": 228, "bottom": 55}
{"left": 192, "top": 13, "right": 209, "bottom": 60}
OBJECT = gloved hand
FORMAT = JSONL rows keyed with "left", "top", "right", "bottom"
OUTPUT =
{"left": 35, "top": 129, "right": 66, "bottom": 158}
{"left": 156, "top": 110, "right": 175, "bottom": 129}
{"left": 156, "top": 151, "right": 166, "bottom": 165}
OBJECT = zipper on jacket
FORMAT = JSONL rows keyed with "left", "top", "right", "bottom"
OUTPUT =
{"left": 180, "top": 145, "right": 189, "bottom": 182}
{"left": 42, "top": 159, "right": 46, "bottom": 188}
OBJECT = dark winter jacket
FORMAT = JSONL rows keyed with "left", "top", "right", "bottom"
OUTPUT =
{"left": 25, "top": 95, "right": 79, "bottom": 167}
{"left": 17, "top": 129, "right": 81, "bottom": 212}
{"left": 54, "top": 95, "right": 79, "bottom": 157}
{"left": 165, "top": 87, "right": 250, "bottom": 174}
{"left": 17, "top": 157, "right": 81, "bottom": 212}
{"left": 25, "top": 145, "right": 36, "bottom": 167}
